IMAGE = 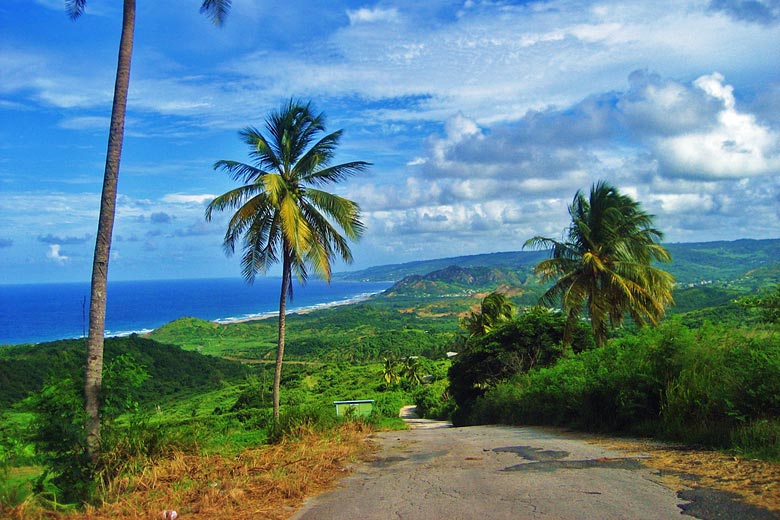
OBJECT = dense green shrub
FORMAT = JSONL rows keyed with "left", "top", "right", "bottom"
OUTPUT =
{"left": 457, "top": 320, "right": 780, "bottom": 455}
{"left": 449, "top": 307, "right": 593, "bottom": 423}
{"left": 372, "top": 391, "right": 406, "bottom": 418}
{"left": 662, "top": 325, "right": 780, "bottom": 444}
{"left": 27, "top": 376, "right": 93, "bottom": 503}
{"left": 412, "top": 379, "right": 454, "bottom": 420}
{"left": 25, "top": 354, "right": 175, "bottom": 504}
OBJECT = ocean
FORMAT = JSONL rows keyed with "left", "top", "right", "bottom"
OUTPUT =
{"left": 0, "top": 277, "right": 392, "bottom": 346}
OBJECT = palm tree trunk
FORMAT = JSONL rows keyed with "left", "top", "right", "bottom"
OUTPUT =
{"left": 85, "top": 0, "right": 135, "bottom": 465}
{"left": 272, "top": 251, "right": 291, "bottom": 422}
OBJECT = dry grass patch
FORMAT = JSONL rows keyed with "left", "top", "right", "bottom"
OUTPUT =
{"left": 592, "top": 437, "right": 780, "bottom": 513}
{"left": 6, "top": 423, "right": 377, "bottom": 520}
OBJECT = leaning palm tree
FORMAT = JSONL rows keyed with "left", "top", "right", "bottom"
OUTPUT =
{"left": 206, "top": 100, "right": 369, "bottom": 421}
{"left": 460, "top": 291, "right": 514, "bottom": 339}
{"left": 67, "top": 0, "right": 230, "bottom": 464}
{"left": 524, "top": 181, "right": 674, "bottom": 347}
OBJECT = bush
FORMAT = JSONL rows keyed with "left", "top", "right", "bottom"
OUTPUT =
{"left": 26, "top": 354, "right": 158, "bottom": 505}
{"left": 412, "top": 380, "right": 454, "bottom": 420}
{"left": 372, "top": 392, "right": 405, "bottom": 418}
{"left": 454, "top": 320, "right": 780, "bottom": 457}
{"left": 449, "top": 307, "right": 592, "bottom": 410}
{"left": 268, "top": 404, "right": 341, "bottom": 443}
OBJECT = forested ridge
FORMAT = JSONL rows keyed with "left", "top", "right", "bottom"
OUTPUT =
{"left": 338, "top": 237, "right": 780, "bottom": 285}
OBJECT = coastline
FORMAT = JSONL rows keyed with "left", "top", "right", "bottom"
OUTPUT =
{"left": 211, "top": 289, "right": 385, "bottom": 325}
{"left": 1, "top": 279, "right": 392, "bottom": 346}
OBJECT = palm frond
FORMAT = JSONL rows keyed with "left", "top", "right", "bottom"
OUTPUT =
{"left": 205, "top": 184, "right": 263, "bottom": 220}
{"left": 294, "top": 130, "right": 341, "bottom": 176}
{"left": 213, "top": 159, "right": 267, "bottom": 185}
{"left": 199, "top": 0, "right": 231, "bottom": 26}
{"left": 223, "top": 194, "right": 273, "bottom": 256}
{"left": 306, "top": 161, "right": 372, "bottom": 187}
{"left": 267, "top": 100, "right": 325, "bottom": 168}
{"left": 240, "top": 212, "right": 277, "bottom": 283}
{"left": 300, "top": 201, "right": 355, "bottom": 266}
{"left": 240, "top": 127, "right": 283, "bottom": 173}
{"left": 305, "top": 189, "right": 364, "bottom": 240}
{"left": 279, "top": 196, "right": 313, "bottom": 257}
{"left": 66, "top": 0, "right": 87, "bottom": 20}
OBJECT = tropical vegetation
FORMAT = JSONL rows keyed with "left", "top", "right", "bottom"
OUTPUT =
{"left": 1, "top": 231, "right": 779, "bottom": 514}
{"left": 206, "top": 99, "right": 369, "bottom": 421}
{"left": 459, "top": 291, "right": 514, "bottom": 338}
{"left": 525, "top": 181, "right": 675, "bottom": 347}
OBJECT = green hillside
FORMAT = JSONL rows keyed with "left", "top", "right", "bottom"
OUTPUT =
{"left": 335, "top": 250, "right": 547, "bottom": 282}
{"left": 150, "top": 301, "right": 460, "bottom": 362}
{"left": 383, "top": 265, "right": 532, "bottom": 297}
{"left": 0, "top": 335, "right": 251, "bottom": 409}
{"left": 338, "top": 238, "right": 780, "bottom": 286}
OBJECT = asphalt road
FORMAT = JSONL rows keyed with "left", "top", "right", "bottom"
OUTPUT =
{"left": 291, "top": 408, "right": 778, "bottom": 520}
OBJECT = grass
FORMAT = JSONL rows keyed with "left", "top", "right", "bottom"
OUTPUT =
{"left": 4, "top": 422, "right": 377, "bottom": 520}
{"left": 0, "top": 356, "right": 416, "bottom": 516}
{"left": 593, "top": 435, "right": 780, "bottom": 514}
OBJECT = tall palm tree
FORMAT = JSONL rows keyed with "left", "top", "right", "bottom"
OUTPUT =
{"left": 67, "top": 0, "right": 230, "bottom": 465}
{"left": 206, "top": 100, "right": 369, "bottom": 421}
{"left": 460, "top": 291, "right": 514, "bottom": 339}
{"left": 524, "top": 181, "right": 674, "bottom": 347}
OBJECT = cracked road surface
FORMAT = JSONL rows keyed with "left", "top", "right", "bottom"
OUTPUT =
{"left": 292, "top": 410, "right": 777, "bottom": 520}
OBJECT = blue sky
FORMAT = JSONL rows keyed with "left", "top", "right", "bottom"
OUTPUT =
{"left": 1, "top": 0, "right": 779, "bottom": 284}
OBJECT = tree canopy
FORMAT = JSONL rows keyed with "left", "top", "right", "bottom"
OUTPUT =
{"left": 206, "top": 99, "right": 369, "bottom": 420}
{"left": 525, "top": 181, "right": 674, "bottom": 347}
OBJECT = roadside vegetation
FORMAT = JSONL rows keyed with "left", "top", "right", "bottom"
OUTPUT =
{"left": 440, "top": 183, "right": 780, "bottom": 463}
{"left": 1, "top": 179, "right": 778, "bottom": 516}
{"left": 0, "top": 334, "right": 433, "bottom": 517}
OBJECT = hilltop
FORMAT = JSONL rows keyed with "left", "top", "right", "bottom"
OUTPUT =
{"left": 337, "top": 238, "right": 780, "bottom": 286}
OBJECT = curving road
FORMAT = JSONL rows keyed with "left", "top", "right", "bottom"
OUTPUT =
{"left": 291, "top": 407, "right": 777, "bottom": 520}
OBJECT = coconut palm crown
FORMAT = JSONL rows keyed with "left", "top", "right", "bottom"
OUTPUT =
{"left": 206, "top": 99, "right": 369, "bottom": 419}
{"left": 525, "top": 181, "right": 674, "bottom": 347}
{"left": 460, "top": 291, "right": 514, "bottom": 339}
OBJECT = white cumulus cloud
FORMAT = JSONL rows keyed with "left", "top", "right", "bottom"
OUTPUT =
{"left": 162, "top": 193, "right": 215, "bottom": 205}
{"left": 46, "top": 244, "right": 69, "bottom": 264}
{"left": 347, "top": 7, "right": 399, "bottom": 24}
{"left": 657, "top": 73, "right": 780, "bottom": 178}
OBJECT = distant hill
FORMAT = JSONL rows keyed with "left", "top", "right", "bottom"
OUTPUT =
{"left": 0, "top": 335, "right": 251, "bottom": 409}
{"left": 338, "top": 238, "right": 780, "bottom": 286}
{"left": 383, "top": 265, "right": 533, "bottom": 297}
{"left": 663, "top": 239, "right": 780, "bottom": 286}
{"left": 335, "top": 250, "right": 547, "bottom": 282}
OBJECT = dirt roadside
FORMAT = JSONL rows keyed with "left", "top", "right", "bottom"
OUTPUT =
{"left": 587, "top": 434, "right": 780, "bottom": 515}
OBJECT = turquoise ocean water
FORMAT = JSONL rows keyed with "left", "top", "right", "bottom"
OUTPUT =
{"left": 0, "top": 278, "right": 392, "bottom": 346}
